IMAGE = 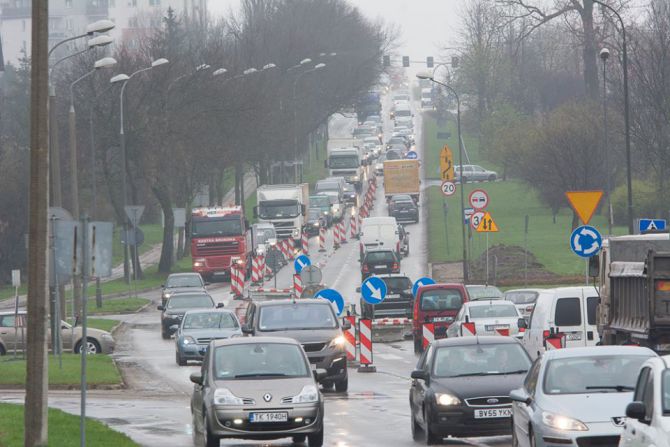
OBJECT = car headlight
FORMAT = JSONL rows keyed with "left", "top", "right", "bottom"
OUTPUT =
{"left": 214, "top": 387, "right": 245, "bottom": 406}
{"left": 323, "top": 211, "right": 330, "bottom": 215}
{"left": 435, "top": 393, "right": 461, "bottom": 406}
{"left": 352, "top": 175, "right": 360, "bottom": 181}
{"left": 328, "top": 335, "right": 346, "bottom": 349}
{"left": 314, "top": 222, "right": 320, "bottom": 227}
{"left": 542, "top": 411, "right": 589, "bottom": 431}
{"left": 181, "top": 336, "right": 196, "bottom": 345}
{"left": 163, "top": 292, "right": 171, "bottom": 299}
{"left": 291, "top": 385, "right": 319, "bottom": 404}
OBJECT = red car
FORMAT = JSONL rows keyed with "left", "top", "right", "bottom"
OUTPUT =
{"left": 412, "top": 283, "right": 468, "bottom": 353}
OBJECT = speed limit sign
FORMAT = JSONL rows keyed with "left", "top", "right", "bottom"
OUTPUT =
{"left": 470, "top": 211, "right": 485, "bottom": 230}
{"left": 441, "top": 181, "right": 456, "bottom": 197}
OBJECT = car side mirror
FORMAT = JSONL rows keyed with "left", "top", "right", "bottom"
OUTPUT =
{"left": 313, "top": 368, "right": 328, "bottom": 382}
{"left": 157, "top": 305, "right": 164, "bottom": 311}
{"left": 341, "top": 319, "right": 351, "bottom": 330}
{"left": 169, "top": 324, "right": 179, "bottom": 332}
{"left": 411, "top": 370, "right": 429, "bottom": 382}
{"left": 509, "top": 389, "right": 532, "bottom": 405}
{"left": 625, "top": 401, "right": 646, "bottom": 421}
{"left": 517, "top": 318, "right": 528, "bottom": 329}
{"left": 216, "top": 303, "right": 224, "bottom": 308}
{"left": 241, "top": 324, "right": 254, "bottom": 335}
{"left": 190, "top": 372, "right": 203, "bottom": 385}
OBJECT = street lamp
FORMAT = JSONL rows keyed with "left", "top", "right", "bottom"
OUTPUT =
{"left": 292, "top": 63, "right": 326, "bottom": 182}
{"left": 600, "top": 47, "right": 612, "bottom": 235}
{"left": 417, "top": 72, "right": 468, "bottom": 283}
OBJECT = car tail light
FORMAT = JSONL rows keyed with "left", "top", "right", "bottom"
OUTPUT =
{"left": 526, "top": 305, "right": 534, "bottom": 312}
{"left": 392, "top": 262, "right": 399, "bottom": 270}
{"left": 519, "top": 327, "right": 525, "bottom": 333}
{"left": 543, "top": 330, "right": 550, "bottom": 339}
{"left": 362, "top": 264, "right": 369, "bottom": 273}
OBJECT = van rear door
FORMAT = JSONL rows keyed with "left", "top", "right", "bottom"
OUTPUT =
{"left": 584, "top": 290, "right": 601, "bottom": 346}
{"left": 552, "top": 293, "right": 587, "bottom": 348}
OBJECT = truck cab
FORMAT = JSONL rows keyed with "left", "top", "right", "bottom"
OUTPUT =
{"left": 325, "top": 147, "right": 363, "bottom": 190}
{"left": 254, "top": 184, "right": 309, "bottom": 242}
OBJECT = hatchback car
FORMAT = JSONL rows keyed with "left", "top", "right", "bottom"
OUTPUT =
{"left": 158, "top": 292, "right": 223, "bottom": 339}
{"left": 360, "top": 248, "right": 400, "bottom": 280}
{"left": 510, "top": 346, "right": 657, "bottom": 447}
{"left": 410, "top": 337, "right": 532, "bottom": 444}
{"left": 161, "top": 272, "right": 207, "bottom": 306}
{"left": 305, "top": 208, "right": 326, "bottom": 236}
{"left": 446, "top": 300, "right": 523, "bottom": 338}
{"left": 504, "top": 288, "right": 542, "bottom": 320}
{"left": 175, "top": 309, "right": 242, "bottom": 366}
{"left": 190, "top": 337, "right": 324, "bottom": 447}
{"left": 388, "top": 195, "right": 419, "bottom": 223}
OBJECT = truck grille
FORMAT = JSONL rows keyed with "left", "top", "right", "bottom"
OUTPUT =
{"left": 194, "top": 241, "right": 240, "bottom": 256}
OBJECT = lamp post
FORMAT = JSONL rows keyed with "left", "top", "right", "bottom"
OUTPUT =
{"left": 600, "top": 47, "right": 612, "bottom": 235}
{"left": 592, "top": 0, "right": 633, "bottom": 233}
{"left": 292, "top": 63, "right": 325, "bottom": 183}
{"left": 417, "top": 73, "right": 468, "bottom": 283}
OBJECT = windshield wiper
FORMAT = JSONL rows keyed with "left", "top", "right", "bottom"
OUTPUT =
{"left": 585, "top": 385, "right": 634, "bottom": 392}
{"left": 448, "top": 372, "right": 492, "bottom": 377}
{"left": 486, "top": 369, "right": 529, "bottom": 375}
{"left": 234, "top": 373, "right": 287, "bottom": 378}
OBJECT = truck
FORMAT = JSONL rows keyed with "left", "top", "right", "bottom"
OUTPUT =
{"left": 596, "top": 233, "right": 670, "bottom": 352}
{"left": 253, "top": 184, "right": 309, "bottom": 242}
{"left": 383, "top": 159, "right": 420, "bottom": 202}
{"left": 325, "top": 147, "right": 363, "bottom": 190}
{"left": 190, "top": 206, "right": 251, "bottom": 280}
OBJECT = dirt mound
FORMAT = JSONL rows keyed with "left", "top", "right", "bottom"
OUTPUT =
{"left": 469, "top": 244, "right": 561, "bottom": 285}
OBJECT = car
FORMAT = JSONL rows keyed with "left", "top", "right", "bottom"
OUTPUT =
{"left": 308, "top": 195, "right": 333, "bottom": 227}
{"left": 412, "top": 284, "right": 468, "bottom": 353}
{"left": 388, "top": 195, "right": 419, "bottom": 223}
{"left": 358, "top": 274, "right": 413, "bottom": 319}
{"left": 410, "top": 337, "right": 533, "bottom": 443}
{"left": 0, "top": 310, "right": 115, "bottom": 355}
{"left": 190, "top": 337, "right": 325, "bottom": 447}
{"left": 510, "top": 346, "right": 657, "bottom": 447}
{"left": 385, "top": 148, "right": 404, "bottom": 160}
{"left": 341, "top": 182, "right": 357, "bottom": 205}
{"left": 386, "top": 136, "right": 410, "bottom": 150}
{"left": 619, "top": 355, "right": 670, "bottom": 447}
{"left": 466, "top": 284, "right": 503, "bottom": 301}
{"left": 359, "top": 216, "right": 401, "bottom": 258}
{"left": 158, "top": 292, "right": 223, "bottom": 339}
{"left": 175, "top": 309, "right": 242, "bottom": 366}
{"left": 393, "top": 127, "right": 415, "bottom": 144}
{"left": 455, "top": 164, "right": 498, "bottom": 183}
{"left": 305, "top": 208, "right": 326, "bottom": 236}
{"left": 446, "top": 300, "right": 523, "bottom": 338}
{"left": 161, "top": 272, "right": 207, "bottom": 306}
{"left": 398, "top": 224, "right": 410, "bottom": 255}
{"left": 504, "top": 288, "right": 542, "bottom": 320}
{"left": 360, "top": 248, "right": 400, "bottom": 280}
{"left": 374, "top": 153, "right": 386, "bottom": 176}
{"left": 352, "top": 126, "right": 375, "bottom": 139}
{"left": 242, "top": 299, "right": 349, "bottom": 392}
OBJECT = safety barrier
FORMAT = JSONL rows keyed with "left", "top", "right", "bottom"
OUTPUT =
{"left": 318, "top": 226, "right": 326, "bottom": 252}
{"left": 460, "top": 321, "right": 476, "bottom": 337}
{"left": 343, "top": 315, "right": 357, "bottom": 363}
{"left": 301, "top": 232, "right": 309, "bottom": 255}
{"left": 350, "top": 212, "right": 357, "bottom": 238}
{"left": 251, "top": 255, "right": 264, "bottom": 285}
{"left": 230, "top": 263, "right": 245, "bottom": 298}
{"left": 357, "top": 318, "right": 376, "bottom": 373}
{"left": 422, "top": 323, "right": 435, "bottom": 349}
{"left": 544, "top": 333, "right": 566, "bottom": 350}
{"left": 338, "top": 221, "right": 347, "bottom": 244}
{"left": 293, "top": 274, "right": 303, "bottom": 298}
{"left": 372, "top": 318, "right": 411, "bottom": 326}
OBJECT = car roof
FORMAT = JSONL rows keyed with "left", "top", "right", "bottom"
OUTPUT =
{"left": 418, "top": 283, "right": 466, "bottom": 292}
{"left": 464, "top": 300, "right": 515, "bottom": 307}
{"left": 432, "top": 336, "right": 523, "bottom": 348}
{"left": 365, "top": 247, "right": 396, "bottom": 253}
{"left": 167, "top": 272, "right": 201, "bottom": 278}
{"left": 167, "top": 291, "right": 212, "bottom": 299}
{"left": 504, "top": 288, "right": 545, "bottom": 293}
{"left": 210, "top": 336, "right": 301, "bottom": 348}
{"left": 542, "top": 345, "right": 658, "bottom": 361}
{"left": 255, "top": 299, "right": 332, "bottom": 308}
{"left": 375, "top": 273, "right": 410, "bottom": 279}
{"left": 183, "top": 308, "right": 236, "bottom": 316}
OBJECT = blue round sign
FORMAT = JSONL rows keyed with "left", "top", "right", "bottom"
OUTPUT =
{"left": 294, "top": 254, "right": 311, "bottom": 274}
{"left": 570, "top": 225, "right": 602, "bottom": 258}
{"left": 314, "top": 288, "right": 344, "bottom": 315}
{"left": 361, "top": 276, "right": 387, "bottom": 305}
{"left": 412, "top": 277, "right": 436, "bottom": 296}
{"left": 404, "top": 150, "right": 418, "bottom": 160}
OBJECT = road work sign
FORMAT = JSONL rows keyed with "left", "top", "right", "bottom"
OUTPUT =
{"left": 294, "top": 254, "right": 311, "bottom": 274}
{"left": 476, "top": 212, "right": 499, "bottom": 233}
{"left": 469, "top": 189, "right": 489, "bottom": 210}
{"left": 565, "top": 191, "right": 603, "bottom": 225}
{"left": 440, "top": 145, "right": 454, "bottom": 181}
{"left": 570, "top": 225, "right": 602, "bottom": 258}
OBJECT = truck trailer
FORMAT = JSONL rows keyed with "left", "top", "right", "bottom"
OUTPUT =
{"left": 383, "top": 159, "right": 420, "bottom": 203}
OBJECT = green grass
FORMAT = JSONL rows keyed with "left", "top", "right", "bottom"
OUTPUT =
{"left": 0, "top": 284, "right": 26, "bottom": 302}
{"left": 0, "top": 354, "right": 122, "bottom": 387}
{"left": 111, "top": 224, "right": 164, "bottom": 267}
{"left": 245, "top": 193, "right": 257, "bottom": 224}
{"left": 66, "top": 318, "right": 119, "bottom": 333}
{"left": 66, "top": 298, "right": 149, "bottom": 316}
{"left": 0, "top": 403, "right": 139, "bottom": 446}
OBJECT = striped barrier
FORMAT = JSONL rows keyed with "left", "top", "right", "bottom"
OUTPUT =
{"left": 461, "top": 321, "right": 476, "bottom": 337}
{"left": 230, "top": 263, "right": 244, "bottom": 298}
{"left": 333, "top": 226, "right": 340, "bottom": 250}
{"left": 343, "top": 316, "right": 357, "bottom": 363}
{"left": 373, "top": 318, "right": 412, "bottom": 326}
{"left": 278, "top": 239, "right": 289, "bottom": 260}
{"left": 495, "top": 328, "right": 510, "bottom": 336}
{"left": 301, "top": 232, "right": 309, "bottom": 256}
{"left": 338, "top": 221, "right": 347, "bottom": 244}
{"left": 251, "top": 255, "right": 264, "bottom": 285}
{"left": 293, "top": 274, "right": 303, "bottom": 298}
{"left": 350, "top": 213, "right": 357, "bottom": 238}
{"left": 357, "top": 318, "right": 376, "bottom": 372}
{"left": 318, "top": 226, "right": 326, "bottom": 252}
{"left": 545, "top": 333, "right": 566, "bottom": 350}
{"left": 422, "top": 323, "right": 435, "bottom": 349}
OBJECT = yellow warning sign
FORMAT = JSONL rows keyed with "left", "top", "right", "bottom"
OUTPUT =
{"left": 476, "top": 211, "right": 499, "bottom": 232}
{"left": 440, "top": 145, "right": 454, "bottom": 181}
{"left": 565, "top": 191, "right": 603, "bottom": 225}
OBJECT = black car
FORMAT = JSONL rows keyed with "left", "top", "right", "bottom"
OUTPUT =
{"left": 389, "top": 197, "right": 419, "bottom": 223}
{"left": 342, "top": 183, "right": 358, "bottom": 205}
{"left": 359, "top": 274, "right": 413, "bottom": 319}
{"left": 158, "top": 292, "right": 223, "bottom": 339}
{"left": 305, "top": 208, "right": 326, "bottom": 236}
{"left": 409, "top": 337, "right": 532, "bottom": 444}
{"left": 360, "top": 248, "right": 400, "bottom": 280}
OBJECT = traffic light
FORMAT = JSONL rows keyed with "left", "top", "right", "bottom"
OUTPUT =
{"left": 402, "top": 56, "right": 410, "bottom": 67}
{"left": 383, "top": 55, "right": 390, "bottom": 67}
{"left": 426, "top": 56, "right": 434, "bottom": 68}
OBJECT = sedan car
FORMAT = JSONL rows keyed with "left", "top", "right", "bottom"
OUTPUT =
{"left": 410, "top": 337, "right": 532, "bottom": 444}
{"left": 446, "top": 300, "right": 523, "bottom": 338}
{"left": 342, "top": 182, "right": 357, "bottom": 205}
{"left": 361, "top": 248, "right": 401, "bottom": 280}
{"left": 510, "top": 346, "right": 657, "bottom": 447}
{"left": 374, "top": 153, "right": 386, "bottom": 176}
{"left": 504, "top": 288, "right": 542, "bottom": 320}
{"left": 190, "top": 337, "right": 324, "bottom": 447}
{"left": 175, "top": 309, "right": 242, "bottom": 366}
{"left": 158, "top": 292, "right": 223, "bottom": 339}
{"left": 161, "top": 272, "right": 207, "bottom": 306}
{"left": 455, "top": 164, "right": 498, "bottom": 183}
{"left": 466, "top": 284, "right": 504, "bottom": 301}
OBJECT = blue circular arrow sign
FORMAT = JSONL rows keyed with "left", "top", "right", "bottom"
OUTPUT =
{"left": 361, "top": 276, "right": 387, "bottom": 305}
{"left": 294, "top": 254, "right": 311, "bottom": 274}
{"left": 314, "top": 288, "right": 344, "bottom": 315}
{"left": 570, "top": 225, "right": 602, "bottom": 258}
{"left": 404, "top": 151, "right": 418, "bottom": 160}
{"left": 412, "top": 277, "right": 436, "bottom": 296}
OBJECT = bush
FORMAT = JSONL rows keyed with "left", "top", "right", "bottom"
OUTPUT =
{"left": 610, "top": 180, "right": 668, "bottom": 223}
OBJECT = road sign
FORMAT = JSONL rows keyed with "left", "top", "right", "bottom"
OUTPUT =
{"left": 464, "top": 207, "right": 475, "bottom": 223}
{"left": 476, "top": 211, "right": 499, "bottom": 232}
{"left": 470, "top": 211, "right": 486, "bottom": 230}
{"left": 121, "top": 227, "right": 145, "bottom": 246}
{"left": 469, "top": 189, "right": 489, "bottom": 210}
{"left": 11, "top": 270, "right": 20, "bottom": 288}
{"left": 294, "top": 254, "right": 311, "bottom": 274}
{"left": 570, "top": 225, "right": 602, "bottom": 258}
{"left": 639, "top": 219, "right": 667, "bottom": 233}
{"left": 436, "top": 132, "right": 452, "bottom": 140}
{"left": 124, "top": 205, "right": 145, "bottom": 227}
{"left": 300, "top": 265, "right": 322, "bottom": 286}
{"left": 412, "top": 277, "right": 435, "bottom": 296}
{"left": 440, "top": 181, "right": 456, "bottom": 197}
{"left": 404, "top": 150, "right": 418, "bottom": 160}
{"left": 361, "top": 276, "right": 387, "bottom": 304}
{"left": 440, "top": 145, "right": 454, "bottom": 181}
{"left": 565, "top": 191, "right": 603, "bottom": 225}
{"left": 315, "top": 288, "right": 344, "bottom": 315}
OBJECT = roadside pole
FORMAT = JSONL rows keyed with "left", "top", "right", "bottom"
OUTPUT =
{"left": 524, "top": 215, "right": 529, "bottom": 287}
{"left": 80, "top": 216, "right": 90, "bottom": 447}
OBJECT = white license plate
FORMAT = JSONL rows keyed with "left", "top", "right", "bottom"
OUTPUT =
{"left": 474, "top": 408, "right": 512, "bottom": 419}
{"left": 374, "top": 266, "right": 387, "bottom": 270}
{"left": 432, "top": 317, "right": 451, "bottom": 322}
{"left": 566, "top": 332, "right": 582, "bottom": 341}
{"left": 249, "top": 412, "right": 288, "bottom": 423}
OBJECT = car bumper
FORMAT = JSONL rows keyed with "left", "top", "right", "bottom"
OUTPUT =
{"left": 428, "top": 404, "right": 512, "bottom": 437}
{"left": 306, "top": 350, "right": 347, "bottom": 382}
{"left": 177, "top": 343, "right": 209, "bottom": 360}
{"left": 100, "top": 336, "right": 115, "bottom": 354}
{"left": 533, "top": 421, "right": 622, "bottom": 447}
{"left": 391, "top": 212, "right": 418, "bottom": 222}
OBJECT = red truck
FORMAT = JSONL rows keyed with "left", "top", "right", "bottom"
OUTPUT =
{"left": 190, "top": 206, "right": 250, "bottom": 280}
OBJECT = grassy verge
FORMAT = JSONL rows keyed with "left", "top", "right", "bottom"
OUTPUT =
{"left": 303, "top": 138, "right": 328, "bottom": 191}
{"left": 0, "top": 354, "right": 122, "bottom": 387}
{"left": 112, "top": 223, "right": 164, "bottom": 267}
{"left": 66, "top": 297, "right": 149, "bottom": 316}
{"left": 0, "top": 403, "right": 138, "bottom": 446}
{"left": 66, "top": 318, "right": 119, "bottom": 332}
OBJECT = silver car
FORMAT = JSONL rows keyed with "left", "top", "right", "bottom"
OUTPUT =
{"left": 446, "top": 300, "right": 523, "bottom": 339}
{"left": 175, "top": 309, "right": 242, "bottom": 365}
{"left": 510, "top": 346, "right": 656, "bottom": 447}
{"left": 504, "top": 289, "right": 543, "bottom": 319}
{"left": 190, "top": 337, "right": 324, "bottom": 447}
{"left": 454, "top": 164, "right": 498, "bottom": 182}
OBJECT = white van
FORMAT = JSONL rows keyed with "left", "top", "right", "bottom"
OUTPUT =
{"left": 359, "top": 216, "right": 400, "bottom": 260}
{"left": 520, "top": 286, "right": 601, "bottom": 360}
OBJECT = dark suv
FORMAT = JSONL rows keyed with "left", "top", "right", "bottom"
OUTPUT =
{"left": 361, "top": 248, "right": 400, "bottom": 280}
{"left": 388, "top": 195, "right": 418, "bottom": 223}
{"left": 242, "top": 299, "right": 349, "bottom": 392}
{"left": 158, "top": 292, "right": 222, "bottom": 339}
{"left": 359, "top": 274, "right": 413, "bottom": 319}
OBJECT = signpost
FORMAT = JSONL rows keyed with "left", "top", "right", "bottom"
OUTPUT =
{"left": 476, "top": 211, "right": 499, "bottom": 284}
{"left": 470, "top": 211, "right": 485, "bottom": 231}
{"left": 314, "top": 288, "right": 344, "bottom": 315}
{"left": 404, "top": 150, "right": 418, "bottom": 160}
{"left": 299, "top": 264, "right": 322, "bottom": 287}
{"left": 638, "top": 219, "right": 667, "bottom": 233}
{"left": 570, "top": 225, "right": 602, "bottom": 258}
{"left": 440, "top": 181, "right": 456, "bottom": 197}
{"left": 440, "top": 144, "right": 454, "bottom": 181}
{"left": 463, "top": 207, "right": 475, "bottom": 224}
{"left": 469, "top": 189, "right": 489, "bottom": 210}
{"left": 361, "top": 276, "right": 387, "bottom": 305}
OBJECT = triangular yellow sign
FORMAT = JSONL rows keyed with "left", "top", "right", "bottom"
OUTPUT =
{"left": 565, "top": 191, "right": 603, "bottom": 225}
{"left": 476, "top": 211, "right": 499, "bottom": 232}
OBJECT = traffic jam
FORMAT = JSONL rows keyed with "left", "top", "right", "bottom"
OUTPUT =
{"left": 147, "top": 84, "right": 669, "bottom": 447}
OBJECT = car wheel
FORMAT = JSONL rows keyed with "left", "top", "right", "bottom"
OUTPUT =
{"left": 176, "top": 352, "right": 187, "bottom": 366}
{"left": 292, "top": 434, "right": 307, "bottom": 444}
{"left": 424, "top": 407, "right": 441, "bottom": 445}
{"left": 411, "top": 409, "right": 424, "bottom": 441}
{"left": 204, "top": 413, "right": 220, "bottom": 447}
{"left": 413, "top": 336, "right": 423, "bottom": 354}
{"left": 161, "top": 328, "right": 170, "bottom": 340}
{"left": 335, "top": 377, "right": 348, "bottom": 392}
{"left": 307, "top": 427, "right": 324, "bottom": 447}
{"left": 75, "top": 337, "right": 101, "bottom": 355}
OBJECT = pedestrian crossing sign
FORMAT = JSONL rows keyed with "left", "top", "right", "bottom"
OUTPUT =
{"left": 476, "top": 211, "right": 499, "bottom": 232}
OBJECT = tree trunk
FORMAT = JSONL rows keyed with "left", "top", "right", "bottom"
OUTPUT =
{"left": 153, "top": 184, "right": 174, "bottom": 273}
{"left": 581, "top": 1, "right": 599, "bottom": 99}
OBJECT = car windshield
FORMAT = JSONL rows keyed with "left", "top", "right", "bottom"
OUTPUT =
{"left": 183, "top": 312, "right": 238, "bottom": 330}
{"left": 329, "top": 155, "right": 359, "bottom": 169}
{"left": 386, "top": 151, "right": 401, "bottom": 160}
{"left": 469, "top": 303, "right": 518, "bottom": 318}
{"left": 663, "top": 370, "right": 670, "bottom": 413}
{"left": 213, "top": 343, "right": 309, "bottom": 379}
{"left": 315, "top": 182, "right": 339, "bottom": 193}
{"left": 505, "top": 291, "right": 539, "bottom": 305}
{"left": 420, "top": 289, "right": 463, "bottom": 311}
{"left": 382, "top": 276, "right": 412, "bottom": 291}
{"left": 166, "top": 275, "right": 202, "bottom": 288}
{"left": 191, "top": 217, "right": 243, "bottom": 237}
{"left": 343, "top": 184, "right": 354, "bottom": 193}
{"left": 467, "top": 285, "right": 503, "bottom": 300}
{"left": 258, "top": 201, "right": 300, "bottom": 219}
{"left": 308, "top": 209, "right": 322, "bottom": 220}
{"left": 167, "top": 295, "right": 213, "bottom": 309}
{"left": 432, "top": 343, "right": 531, "bottom": 378}
{"left": 309, "top": 196, "right": 330, "bottom": 208}
{"left": 258, "top": 303, "right": 337, "bottom": 331}
{"left": 365, "top": 251, "right": 395, "bottom": 262}
{"left": 543, "top": 355, "right": 653, "bottom": 395}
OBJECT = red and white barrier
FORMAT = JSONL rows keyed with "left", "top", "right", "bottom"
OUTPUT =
{"left": 460, "top": 322, "right": 476, "bottom": 337}
{"left": 350, "top": 213, "right": 357, "bottom": 238}
{"left": 343, "top": 316, "right": 357, "bottom": 362}
{"left": 422, "top": 323, "right": 435, "bottom": 349}
{"left": 495, "top": 328, "right": 510, "bottom": 336}
{"left": 251, "top": 255, "right": 264, "bottom": 285}
{"left": 545, "top": 333, "right": 566, "bottom": 350}
{"left": 283, "top": 239, "right": 295, "bottom": 261}
{"left": 318, "top": 226, "right": 326, "bottom": 252}
{"left": 230, "top": 263, "right": 244, "bottom": 297}
{"left": 333, "top": 225, "right": 340, "bottom": 250}
{"left": 293, "top": 274, "right": 303, "bottom": 298}
{"left": 358, "top": 318, "right": 375, "bottom": 372}
{"left": 301, "top": 232, "right": 309, "bottom": 255}
{"left": 338, "top": 221, "right": 347, "bottom": 244}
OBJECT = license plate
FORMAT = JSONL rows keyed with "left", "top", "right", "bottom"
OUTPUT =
{"left": 432, "top": 317, "right": 451, "bottom": 322}
{"left": 249, "top": 412, "right": 288, "bottom": 423}
{"left": 485, "top": 324, "right": 509, "bottom": 331}
{"left": 566, "top": 332, "right": 582, "bottom": 341}
{"left": 374, "top": 265, "right": 387, "bottom": 270}
{"left": 474, "top": 408, "right": 512, "bottom": 419}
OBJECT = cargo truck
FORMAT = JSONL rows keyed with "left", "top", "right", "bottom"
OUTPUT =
{"left": 324, "top": 147, "right": 363, "bottom": 190}
{"left": 253, "top": 184, "right": 309, "bottom": 243}
{"left": 383, "top": 159, "right": 420, "bottom": 203}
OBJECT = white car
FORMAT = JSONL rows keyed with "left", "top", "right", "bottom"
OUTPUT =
{"left": 446, "top": 300, "right": 523, "bottom": 338}
{"left": 619, "top": 355, "right": 670, "bottom": 447}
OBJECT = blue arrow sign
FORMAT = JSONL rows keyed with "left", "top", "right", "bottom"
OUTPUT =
{"left": 404, "top": 151, "right": 418, "bottom": 160}
{"left": 570, "top": 225, "right": 602, "bottom": 258}
{"left": 314, "top": 288, "right": 344, "bottom": 315}
{"left": 639, "top": 219, "right": 667, "bottom": 233}
{"left": 412, "top": 277, "right": 436, "bottom": 296}
{"left": 294, "top": 254, "right": 311, "bottom": 274}
{"left": 361, "top": 276, "right": 387, "bottom": 305}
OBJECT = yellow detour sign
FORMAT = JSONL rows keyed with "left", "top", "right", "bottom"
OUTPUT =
{"left": 440, "top": 145, "right": 454, "bottom": 181}
{"left": 565, "top": 191, "right": 603, "bottom": 225}
{"left": 476, "top": 211, "right": 499, "bottom": 232}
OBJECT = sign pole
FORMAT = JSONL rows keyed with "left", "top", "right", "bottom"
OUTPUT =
{"left": 13, "top": 283, "right": 18, "bottom": 359}
{"left": 486, "top": 231, "right": 489, "bottom": 286}
{"left": 80, "top": 216, "right": 90, "bottom": 447}
{"left": 443, "top": 200, "right": 449, "bottom": 254}
{"left": 524, "top": 215, "right": 529, "bottom": 287}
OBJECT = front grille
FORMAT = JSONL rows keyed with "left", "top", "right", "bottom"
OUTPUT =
{"left": 242, "top": 398, "right": 255, "bottom": 405}
{"left": 273, "top": 221, "right": 294, "bottom": 228}
{"left": 465, "top": 396, "right": 512, "bottom": 407}
{"left": 195, "top": 241, "right": 239, "bottom": 256}
{"left": 281, "top": 396, "right": 294, "bottom": 404}
{"left": 302, "top": 342, "right": 326, "bottom": 352}
{"left": 576, "top": 436, "right": 620, "bottom": 447}
{"left": 196, "top": 336, "right": 228, "bottom": 344}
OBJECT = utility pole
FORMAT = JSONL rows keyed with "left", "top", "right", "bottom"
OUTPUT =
{"left": 26, "top": 1, "right": 50, "bottom": 445}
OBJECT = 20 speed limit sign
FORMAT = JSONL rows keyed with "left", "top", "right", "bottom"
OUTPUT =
{"left": 441, "top": 181, "right": 456, "bottom": 197}
{"left": 470, "top": 211, "right": 485, "bottom": 230}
